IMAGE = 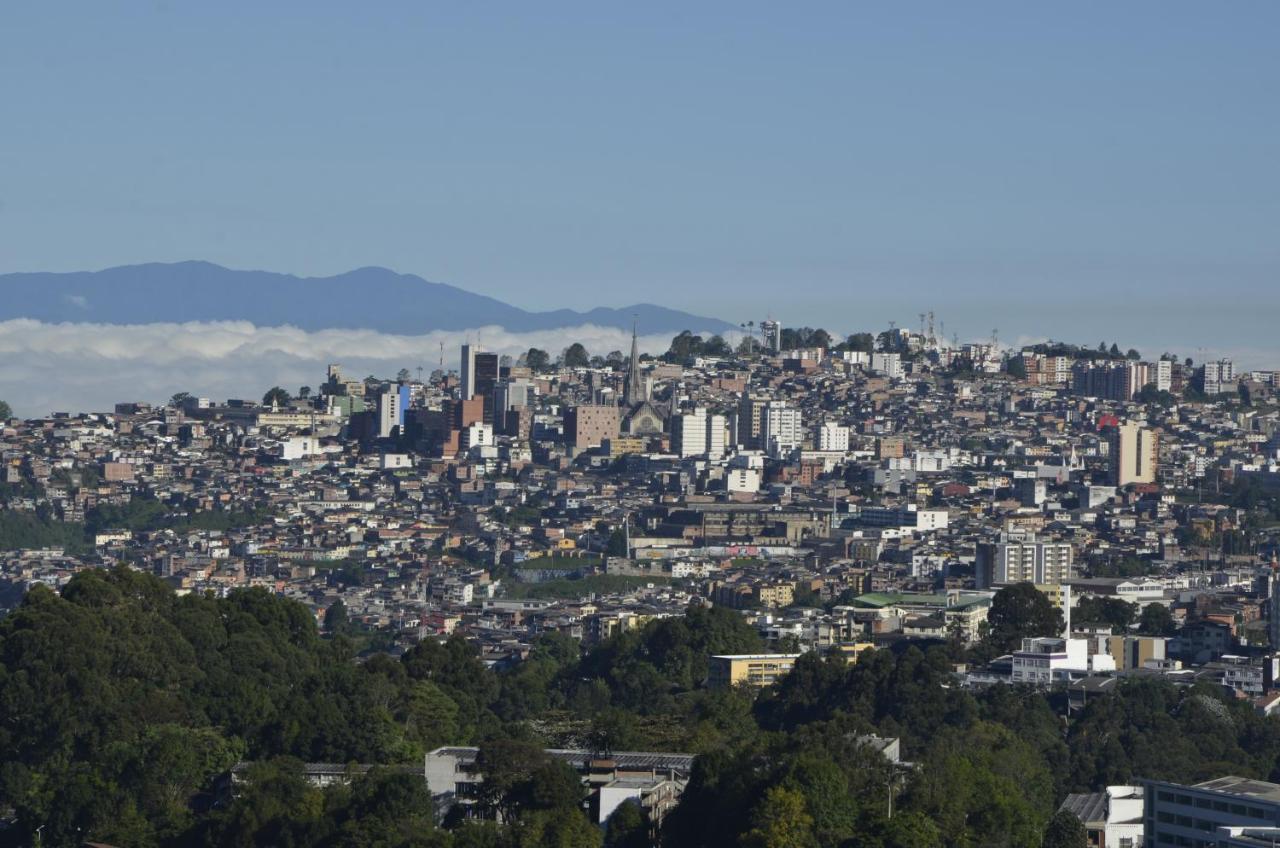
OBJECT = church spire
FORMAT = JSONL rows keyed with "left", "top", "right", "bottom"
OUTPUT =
{"left": 625, "top": 321, "right": 644, "bottom": 407}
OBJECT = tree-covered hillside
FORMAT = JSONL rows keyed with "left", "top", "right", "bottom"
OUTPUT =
{"left": 3, "top": 568, "right": 1280, "bottom": 847}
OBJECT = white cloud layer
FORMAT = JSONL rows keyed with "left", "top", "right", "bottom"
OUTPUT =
{"left": 0, "top": 320, "right": 703, "bottom": 417}
{"left": 1, "top": 320, "right": 1273, "bottom": 419}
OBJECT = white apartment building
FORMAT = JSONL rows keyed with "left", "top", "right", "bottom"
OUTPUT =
{"left": 870, "top": 352, "right": 903, "bottom": 380}
{"left": 726, "top": 468, "right": 762, "bottom": 494}
{"left": 674, "top": 409, "right": 728, "bottom": 460}
{"left": 462, "top": 423, "right": 492, "bottom": 450}
{"left": 1203, "top": 359, "right": 1236, "bottom": 396}
{"left": 762, "top": 402, "right": 803, "bottom": 458}
{"left": 673, "top": 409, "right": 707, "bottom": 458}
{"left": 1154, "top": 358, "right": 1172, "bottom": 392}
{"left": 975, "top": 533, "right": 1074, "bottom": 588}
{"left": 818, "top": 422, "right": 850, "bottom": 452}
{"left": 1011, "top": 637, "right": 1111, "bottom": 684}
{"left": 1111, "top": 422, "right": 1159, "bottom": 486}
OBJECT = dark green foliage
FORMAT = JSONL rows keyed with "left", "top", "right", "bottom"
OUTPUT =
{"left": 1137, "top": 602, "right": 1177, "bottom": 636}
{"left": 262, "top": 386, "right": 291, "bottom": 407}
{"left": 1042, "top": 810, "right": 1088, "bottom": 848}
{"left": 840, "top": 333, "right": 875, "bottom": 353}
{"left": 562, "top": 343, "right": 590, "bottom": 368}
{"left": 576, "top": 604, "right": 764, "bottom": 713}
{"left": 778, "top": 327, "right": 832, "bottom": 351}
{"left": 0, "top": 568, "right": 473, "bottom": 846}
{"left": 603, "top": 800, "right": 649, "bottom": 848}
{"left": 982, "top": 583, "right": 1064, "bottom": 654}
{"left": 84, "top": 495, "right": 275, "bottom": 535}
{"left": 9, "top": 569, "right": 1280, "bottom": 848}
{"left": 323, "top": 599, "right": 350, "bottom": 635}
{"left": 0, "top": 399, "right": 12, "bottom": 420}
{"left": 523, "top": 348, "right": 550, "bottom": 371}
{"left": 0, "top": 510, "right": 91, "bottom": 555}
{"left": 1073, "top": 597, "right": 1136, "bottom": 631}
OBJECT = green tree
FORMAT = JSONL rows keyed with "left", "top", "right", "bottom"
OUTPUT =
{"left": 563, "top": 343, "right": 590, "bottom": 368}
{"left": 525, "top": 348, "right": 551, "bottom": 371}
{"left": 882, "top": 811, "right": 943, "bottom": 848}
{"left": 704, "top": 335, "right": 732, "bottom": 357}
{"left": 983, "top": 583, "right": 1064, "bottom": 654}
{"left": 741, "top": 786, "right": 817, "bottom": 848}
{"left": 1006, "top": 355, "right": 1028, "bottom": 379}
{"left": 262, "top": 386, "right": 291, "bottom": 407}
{"left": 844, "top": 333, "right": 874, "bottom": 353}
{"left": 665, "top": 330, "right": 706, "bottom": 363}
{"left": 1042, "top": 809, "right": 1088, "bottom": 848}
{"left": 1137, "top": 603, "right": 1177, "bottom": 637}
{"left": 514, "top": 808, "right": 603, "bottom": 848}
{"left": 604, "top": 800, "right": 650, "bottom": 848}
{"left": 1073, "top": 597, "right": 1136, "bottom": 631}
{"left": 324, "top": 599, "right": 351, "bottom": 636}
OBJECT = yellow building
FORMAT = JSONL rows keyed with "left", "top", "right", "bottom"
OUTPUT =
{"left": 754, "top": 583, "right": 796, "bottom": 609}
{"left": 604, "top": 436, "right": 647, "bottom": 459}
{"left": 708, "top": 654, "right": 802, "bottom": 689}
{"left": 1106, "top": 635, "right": 1168, "bottom": 670}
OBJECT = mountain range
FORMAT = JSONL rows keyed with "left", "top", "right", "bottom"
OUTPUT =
{"left": 0, "top": 261, "right": 736, "bottom": 335}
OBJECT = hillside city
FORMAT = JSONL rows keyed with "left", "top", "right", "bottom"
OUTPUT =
{"left": 5, "top": 320, "right": 1280, "bottom": 847}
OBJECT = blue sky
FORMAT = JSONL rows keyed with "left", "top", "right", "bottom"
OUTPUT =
{"left": 2, "top": 2, "right": 1277, "bottom": 351}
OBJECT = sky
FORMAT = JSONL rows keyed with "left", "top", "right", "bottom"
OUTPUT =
{"left": 1, "top": 2, "right": 1278, "bottom": 412}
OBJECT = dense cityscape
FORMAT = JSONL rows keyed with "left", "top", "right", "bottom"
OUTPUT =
{"left": 4, "top": 322, "right": 1280, "bottom": 846}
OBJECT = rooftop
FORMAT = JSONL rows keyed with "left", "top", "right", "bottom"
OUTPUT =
{"left": 1193, "top": 776, "right": 1280, "bottom": 803}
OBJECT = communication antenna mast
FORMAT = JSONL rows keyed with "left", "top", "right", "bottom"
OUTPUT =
{"left": 991, "top": 328, "right": 999, "bottom": 348}
{"left": 439, "top": 342, "right": 444, "bottom": 371}
{"left": 918, "top": 312, "right": 926, "bottom": 338}
{"left": 888, "top": 320, "right": 897, "bottom": 331}
{"left": 927, "top": 311, "right": 936, "bottom": 346}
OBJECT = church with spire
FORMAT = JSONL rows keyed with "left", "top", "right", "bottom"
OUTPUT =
{"left": 620, "top": 324, "right": 666, "bottom": 435}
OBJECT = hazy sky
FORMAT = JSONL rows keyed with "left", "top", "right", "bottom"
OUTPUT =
{"left": 3, "top": 2, "right": 1278, "bottom": 350}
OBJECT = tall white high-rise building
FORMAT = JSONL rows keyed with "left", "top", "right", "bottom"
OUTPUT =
{"left": 460, "top": 344, "right": 477, "bottom": 401}
{"left": 1154, "top": 359, "right": 1173, "bottom": 393}
{"left": 674, "top": 409, "right": 707, "bottom": 458}
{"left": 1110, "top": 422, "right": 1159, "bottom": 486}
{"left": 1203, "top": 359, "right": 1235, "bottom": 396}
{"left": 376, "top": 389, "right": 403, "bottom": 439}
{"left": 674, "top": 409, "right": 728, "bottom": 459}
{"left": 762, "top": 401, "right": 803, "bottom": 458}
{"left": 705, "top": 412, "right": 727, "bottom": 460}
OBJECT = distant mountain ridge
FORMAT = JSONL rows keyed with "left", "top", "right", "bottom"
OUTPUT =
{"left": 0, "top": 261, "right": 736, "bottom": 335}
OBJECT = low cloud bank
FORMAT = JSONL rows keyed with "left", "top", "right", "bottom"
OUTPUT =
{"left": 1, "top": 320, "right": 1272, "bottom": 419}
{"left": 0, "top": 320, "right": 695, "bottom": 417}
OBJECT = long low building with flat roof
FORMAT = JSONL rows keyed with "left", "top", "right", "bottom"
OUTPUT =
{"left": 707, "top": 653, "right": 802, "bottom": 689}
